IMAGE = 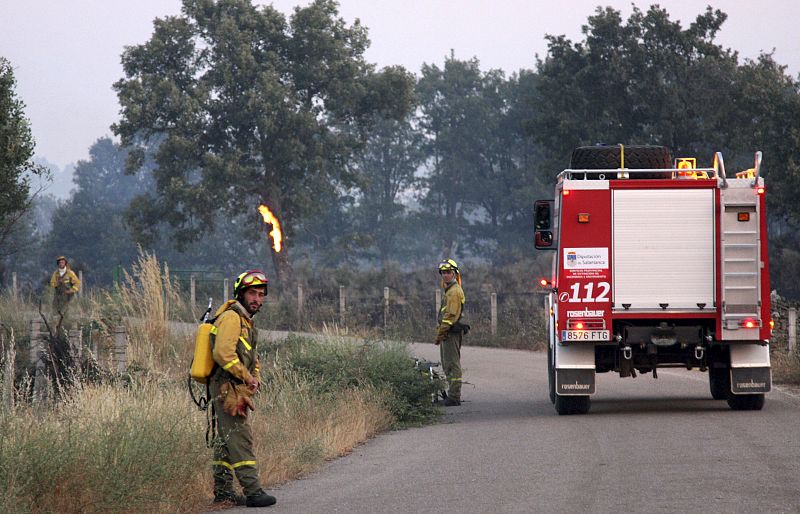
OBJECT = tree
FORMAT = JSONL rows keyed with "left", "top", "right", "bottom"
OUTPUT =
{"left": 349, "top": 114, "right": 424, "bottom": 266}
{"left": 531, "top": 5, "right": 740, "bottom": 173}
{"left": 0, "top": 57, "right": 49, "bottom": 278}
{"left": 113, "top": 0, "right": 413, "bottom": 289}
{"left": 416, "top": 55, "right": 544, "bottom": 261}
{"left": 530, "top": 5, "right": 800, "bottom": 297}
{"left": 463, "top": 69, "right": 546, "bottom": 262}
{"left": 416, "top": 55, "right": 490, "bottom": 258}
{"left": 44, "top": 138, "right": 150, "bottom": 284}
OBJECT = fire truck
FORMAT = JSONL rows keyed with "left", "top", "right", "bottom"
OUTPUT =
{"left": 535, "top": 145, "right": 772, "bottom": 415}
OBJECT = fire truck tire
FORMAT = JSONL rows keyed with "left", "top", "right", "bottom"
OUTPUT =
{"left": 727, "top": 393, "right": 765, "bottom": 411}
{"left": 548, "top": 345, "right": 556, "bottom": 404}
{"left": 570, "top": 145, "right": 673, "bottom": 170}
{"left": 555, "top": 394, "right": 590, "bottom": 415}
{"left": 708, "top": 366, "right": 730, "bottom": 400}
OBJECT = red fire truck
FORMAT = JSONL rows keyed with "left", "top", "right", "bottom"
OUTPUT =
{"left": 535, "top": 145, "right": 772, "bottom": 415}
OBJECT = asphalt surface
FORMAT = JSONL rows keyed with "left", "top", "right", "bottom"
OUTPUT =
{"left": 230, "top": 343, "right": 800, "bottom": 514}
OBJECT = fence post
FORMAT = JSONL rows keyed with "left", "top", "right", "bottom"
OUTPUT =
{"left": 29, "top": 319, "right": 43, "bottom": 364}
{"left": 30, "top": 319, "right": 47, "bottom": 402}
{"left": 190, "top": 275, "right": 197, "bottom": 315}
{"left": 113, "top": 325, "right": 128, "bottom": 373}
{"left": 297, "top": 284, "right": 304, "bottom": 319}
{"left": 384, "top": 287, "right": 390, "bottom": 328}
{"left": 2, "top": 329, "right": 14, "bottom": 411}
{"left": 789, "top": 307, "right": 797, "bottom": 354}
{"left": 78, "top": 270, "right": 84, "bottom": 297}
{"left": 435, "top": 288, "right": 442, "bottom": 322}
{"left": 68, "top": 327, "right": 82, "bottom": 362}
{"left": 11, "top": 272, "right": 17, "bottom": 299}
{"left": 339, "top": 285, "right": 346, "bottom": 325}
{"left": 491, "top": 293, "right": 498, "bottom": 336}
{"left": 223, "top": 278, "right": 230, "bottom": 302}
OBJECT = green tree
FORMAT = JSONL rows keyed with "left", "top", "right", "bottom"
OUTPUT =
{"left": 0, "top": 56, "right": 50, "bottom": 277}
{"left": 44, "top": 138, "right": 149, "bottom": 284}
{"left": 416, "top": 55, "right": 543, "bottom": 261}
{"left": 350, "top": 114, "right": 424, "bottom": 266}
{"left": 113, "top": 0, "right": 413, "bottom": 288}
{"left": 531, "top": 5, "right": 739, "bottom": 172}
{"left": 416, "top": 55, "right": 491, "bottom": 258}
{"left": 464, "top": 69, "right": 545, "bottom": 262}
{"left": 530, "top": 5, "right": 800, "bottom": 297}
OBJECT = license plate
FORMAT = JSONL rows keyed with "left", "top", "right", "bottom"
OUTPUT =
{"left": 561, "top": 330, "right": 610, "bottom": 342}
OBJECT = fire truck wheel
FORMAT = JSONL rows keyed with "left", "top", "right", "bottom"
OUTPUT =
{"left": 548, "top": 345, "right": 556, "bottom": 404}
{"left": 708, "top": 366, "right": 730, "bottom": 400}
{"left": 555, "top": 394, "right": 590, "bottom": 415}
{"left": 727, "top": 393, "right": 765, "bottom": 411}
{"left": 570, "top": 145, "right": 673, "bottom": 170}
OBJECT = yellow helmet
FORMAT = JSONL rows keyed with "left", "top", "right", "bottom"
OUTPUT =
{"left": 438, "top": 258, "right": 459, "bottom": 274}
{"left": 234, "top": 269, "right": 268, "bottom": 297}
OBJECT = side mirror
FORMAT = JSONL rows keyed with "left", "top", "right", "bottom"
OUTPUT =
{"left": 534, "top": 200, "right": 552, "bottom": 230}
{"left": 534, "top": 199, "right": 556, "bottom": 250}
{"left": 535, "top": 231, "right": 553, "bottom": 247}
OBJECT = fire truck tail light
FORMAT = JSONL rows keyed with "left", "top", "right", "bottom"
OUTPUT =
{"left": 539, "top": 278, "right": 549, "bottom": 287}
{"left": 769, "top": 319, "right": 775, "bottom": 333}
{"left": 740, "top": 318, "right": 757, "bottom": 328}
{"left": 757, "top": 186, "right": 765, "bottom": 194}
{"left": 563, "top": 190, "right": 571, "bottom": 197}
{"left": 575, "top": 322, "right": 584, "bottom": 330}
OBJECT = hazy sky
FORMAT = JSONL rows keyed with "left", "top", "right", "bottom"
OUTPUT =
{"left": 2, "top": 0, "right": 799, "bottom": 169}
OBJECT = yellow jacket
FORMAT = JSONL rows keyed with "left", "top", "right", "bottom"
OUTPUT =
{"left": 211, "top": 300, "right": 260, "bottom": 383}
{"left": 436, "top": 280, "right": 464, "bottom": 341}
{"left": 50, "top": 268, "right": 80, "bottom": 295}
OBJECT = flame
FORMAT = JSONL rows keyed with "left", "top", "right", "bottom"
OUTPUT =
{"left": 258, "top": 204, "right": 283, "bottom": 253}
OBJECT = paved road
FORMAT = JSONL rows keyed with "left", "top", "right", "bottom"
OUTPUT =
{"left": 236, "top": 343, "right": 800, "bottom": 513}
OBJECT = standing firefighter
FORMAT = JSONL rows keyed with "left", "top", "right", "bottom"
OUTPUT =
{"left": 209, "top": 270, "right": 276, "bottom": 507}
{"left": 435, "top": 259, "right": 467, "bottom": 406}
{"left": 49, "top": 255, "right": 80, "bottom": 315}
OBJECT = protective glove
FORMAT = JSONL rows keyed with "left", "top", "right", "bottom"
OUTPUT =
{"left": 220, "top": 382, "right": 256, "bottom": 417}
{"left": 234, "top": 384, "right": 255, "bottom": 417}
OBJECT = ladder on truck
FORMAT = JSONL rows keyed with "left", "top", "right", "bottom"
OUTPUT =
{"left": 719, "top": 153, "right": 763, "bottom": 336}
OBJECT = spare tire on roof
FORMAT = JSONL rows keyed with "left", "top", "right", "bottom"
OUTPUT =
{"left": 570, "top": 145, "right": 673, "bottom": 170}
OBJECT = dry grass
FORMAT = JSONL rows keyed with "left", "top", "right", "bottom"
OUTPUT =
{"left": 0, "top": 254, "right": 438, "bottom": 512}
{"left": 255, "top": 366, "right": 393, "bottom": 486}
{"left": 772, "top": 349, "right": 800, "bottom": 384}
{"left": 0, "top": 379, "right": 209, "bottom": 514}
{"left": 0, "top": 367, "right": 392, "bottom": 513}
{"left": 106, "top": 249, "right": 187, "bottom": 369}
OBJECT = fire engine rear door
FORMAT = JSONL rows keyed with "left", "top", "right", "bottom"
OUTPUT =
{"left": 612, "top": 188, "right": 715, "bottom": 310}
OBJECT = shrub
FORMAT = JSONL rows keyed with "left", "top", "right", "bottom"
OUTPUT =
{"left": 272, "top": 335, "right": 442, "bottom": 426}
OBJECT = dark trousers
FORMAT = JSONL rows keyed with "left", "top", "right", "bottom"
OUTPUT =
{"left": 440, "top": 332, "right": 463, "bottom": 401}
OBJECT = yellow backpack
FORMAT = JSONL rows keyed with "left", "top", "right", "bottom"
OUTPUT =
{"left": 189, "top": 299, "right": 237, "bottom": 384}
{"left": 190, "top": 322, "right": 217, "bottom": 384}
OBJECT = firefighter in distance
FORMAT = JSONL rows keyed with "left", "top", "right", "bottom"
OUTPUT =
{"left": 50, "top": 255, "right": 80, "bottom": 316}
{"left": 436, "top": 259, "right": 467, "bottom": 406}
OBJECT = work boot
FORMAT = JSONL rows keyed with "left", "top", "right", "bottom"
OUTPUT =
{"left": 246, "top": 490, "right": 277, "bottom": 507}
{"left": 443, "top": 397, "right": 461, "bottom": 406}
{"left": 213, "top": 490, "right": 246, "bottom": 505}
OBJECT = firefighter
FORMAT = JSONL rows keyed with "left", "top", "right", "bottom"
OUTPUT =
{"left": 209, "top": 269, "right": 276, "bottom": 507}
{"left": 49, "top": 255, "right": 80, "bottom": 316}
{"left": 435, "top": 258, "right": 466, "bottom": 406}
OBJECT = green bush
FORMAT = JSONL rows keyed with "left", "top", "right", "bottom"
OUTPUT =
{"left": 271, "top": 335, "right": 442, "bottom": 426}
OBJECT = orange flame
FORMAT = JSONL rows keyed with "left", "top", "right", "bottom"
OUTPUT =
{"left": 258, "top": 204, "right": 283, "bottom": 253}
